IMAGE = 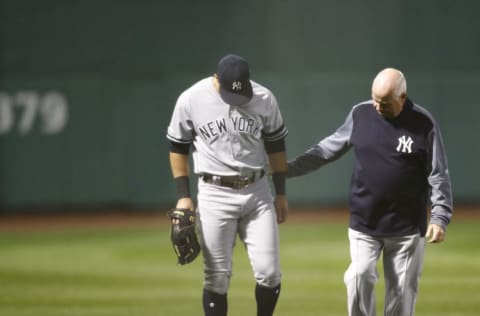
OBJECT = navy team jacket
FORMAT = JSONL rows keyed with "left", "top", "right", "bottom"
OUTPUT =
{"left": 287, "top": 98, "right": 453, "bottom": 237}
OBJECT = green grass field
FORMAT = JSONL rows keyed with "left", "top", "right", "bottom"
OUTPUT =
{"left": 0, "top": 216, "right": 479, "bottom": 316}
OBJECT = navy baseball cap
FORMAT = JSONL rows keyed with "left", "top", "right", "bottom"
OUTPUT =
{"left": 216, "top": 54, "right": 253, "bottom": 106}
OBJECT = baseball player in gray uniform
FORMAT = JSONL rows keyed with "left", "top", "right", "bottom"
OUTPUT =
{"left": 167, "top": 54, "right": 288, "bottom": 316}
{"left": 288, "top": 68, "right": 453, "bottom": 316}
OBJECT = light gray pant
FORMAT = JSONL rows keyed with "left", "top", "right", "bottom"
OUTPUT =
{"left": 197, "top": 176, "right": 281, "bottom": 294}
{"left": 344, "top": 228, "right": 425, "bottom": 316}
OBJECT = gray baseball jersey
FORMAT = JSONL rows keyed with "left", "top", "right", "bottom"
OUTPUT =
{"left": 167, "top": 77, "right": 287, "bottom": 177}
{"left": 167, "top": 76, "right": 287, "bottom": 296}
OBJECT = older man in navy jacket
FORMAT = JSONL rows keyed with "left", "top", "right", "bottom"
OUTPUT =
{"left": 288, "top": 68, "right": 453, "bottom": 316}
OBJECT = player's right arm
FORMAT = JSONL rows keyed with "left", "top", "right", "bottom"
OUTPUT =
{"left": 169, "top": 143, "right": 194, "bottom": 211}
{"left": 167, "top": 89, "right": 195, "bottom": 211}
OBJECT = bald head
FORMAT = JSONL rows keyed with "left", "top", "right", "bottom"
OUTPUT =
{"left": 371, "top": 68, "right": 407, "bottom": 118}
{"left": 372, "top": 68, "right": 407, "bottom": 98}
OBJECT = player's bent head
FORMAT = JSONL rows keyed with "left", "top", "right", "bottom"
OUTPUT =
{"left": 215, "top": 54, "right": 253, "bottom": 107}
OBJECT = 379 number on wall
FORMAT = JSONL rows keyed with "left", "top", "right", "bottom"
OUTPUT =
{"left": 0, "top": 91, "right": 69, "bottom": 135}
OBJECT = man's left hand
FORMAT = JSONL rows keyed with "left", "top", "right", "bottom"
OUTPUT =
{"left": 426, "top": 223, "right": 446, "bottom": 243}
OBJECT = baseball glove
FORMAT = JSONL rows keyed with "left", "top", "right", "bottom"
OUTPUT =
{"left": 167, "top": 208, "right": 201, "bottom": 265}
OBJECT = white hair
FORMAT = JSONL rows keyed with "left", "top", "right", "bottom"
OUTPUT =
{"left": 393, "top": 70, "right": 407, "bottom": 97}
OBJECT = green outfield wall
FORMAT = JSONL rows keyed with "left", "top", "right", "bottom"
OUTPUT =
{"left": 1, "top": 0, "right": 479, "bottom": 211}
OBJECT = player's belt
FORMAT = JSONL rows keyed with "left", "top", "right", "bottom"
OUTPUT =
{"left": 201, "top": 170, "right": 265, "bottom": 189}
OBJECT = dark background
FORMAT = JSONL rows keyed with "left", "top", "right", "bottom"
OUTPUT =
{"left": 1, "top": 0, "right": 479, "bottom": 212}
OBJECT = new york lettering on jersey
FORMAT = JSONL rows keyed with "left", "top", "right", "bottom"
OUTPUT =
{"left": 198, "top": 116, "right": 261, "bottom": 141}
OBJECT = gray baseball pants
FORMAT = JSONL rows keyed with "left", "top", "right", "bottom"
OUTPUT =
{"left": 197, "top": 176, "right": 281, "bottom": 294}
{"left": 344, "top": 228, "right": 425, "bottom": 316}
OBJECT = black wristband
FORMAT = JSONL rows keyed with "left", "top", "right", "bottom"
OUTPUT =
{"left": 174, "top": 176, "right": 191, "bottom": 199}
{"left": 170, "top": 141, "right": 191, "bottom": 155}
{"left": 264, "top": 138, "right": 286, "bottom": 154}
{"left": 272, "top": 172, "right": 286, "bottom": 195}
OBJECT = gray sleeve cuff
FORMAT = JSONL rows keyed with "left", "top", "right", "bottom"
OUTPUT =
{"left": 429, "top": 205, "right": 453, "bottom": 231}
